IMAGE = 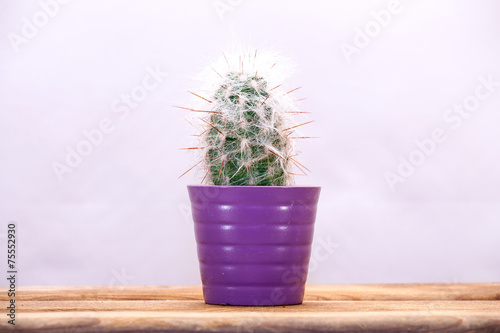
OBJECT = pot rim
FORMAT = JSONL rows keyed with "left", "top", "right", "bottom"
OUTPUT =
{"left": 187, "top": 185, "right": 321, "bottom": 204}
{"left": 188, "top": 185, "right": 321, "bottom": 189}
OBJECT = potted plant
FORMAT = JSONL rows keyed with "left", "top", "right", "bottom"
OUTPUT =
{"left": 180, "top": 50, "right": 320, "bottom": 305}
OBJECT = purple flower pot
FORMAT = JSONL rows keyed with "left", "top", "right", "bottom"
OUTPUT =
{"left": 188, "top": 185, "right": 321, "bottom": 306}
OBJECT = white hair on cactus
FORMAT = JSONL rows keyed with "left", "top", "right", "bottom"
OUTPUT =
{"left": 184, "top": 48, "right": 311, "bottom": 186}
{"left": 200, "top": 48, "right": 295, "bottom": 89}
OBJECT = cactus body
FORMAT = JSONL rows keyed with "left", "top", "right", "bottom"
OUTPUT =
{"left": 188, "top": 51, "right": 306, "bottom": 186}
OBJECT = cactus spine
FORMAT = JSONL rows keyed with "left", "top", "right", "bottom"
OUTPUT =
{"left": 185, "top": 50, "right": 309, "bottom": 186}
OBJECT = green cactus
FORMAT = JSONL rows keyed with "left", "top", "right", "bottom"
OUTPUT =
{"left": 181, "top": 50, "right": 310, "bottom": 186}
{"left": 205, "top": 71, "right": 291, "bottom": 186}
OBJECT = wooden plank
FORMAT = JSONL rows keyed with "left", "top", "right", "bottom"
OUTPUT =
{"left": 11, "top": 300, "right": 500, "bottom": 313}
{"left": 2, "top": 284, "right": 499, "bottom": 332}
{"left": 5, "top": 285, "right": 203, "bottom": 301}
{"left": 3, "top": 311, "right": 500, "bottom": 333}
{"left": 5, "top": 283, "right": 499, "bottom": 302}
{"left": 306, "top": 283, "right": 500, "bottom": 301}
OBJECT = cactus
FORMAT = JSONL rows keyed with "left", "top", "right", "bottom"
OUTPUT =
{"left": 180, "top": 50, "right": 311, "bottom": 186}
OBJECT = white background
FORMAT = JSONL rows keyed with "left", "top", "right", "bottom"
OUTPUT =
{"left": 1, "top": 0, "right": 499, "bottom": 287}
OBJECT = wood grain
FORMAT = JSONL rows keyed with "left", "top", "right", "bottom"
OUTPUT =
{"left": 1, "top": 284, "right": 499, "bottom": 332}
{"left": 7, "top": 311, "right": 500, "bottom": 333}
{"left": 4, "top": 283, "right": 499, "bottom": 301}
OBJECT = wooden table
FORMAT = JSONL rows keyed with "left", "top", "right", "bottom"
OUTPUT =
{"left": 1, "top": 284, "right": 499, "bottom": 332}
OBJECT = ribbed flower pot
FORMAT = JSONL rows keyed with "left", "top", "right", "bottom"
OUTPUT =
{"left": 188, "top": 185, "right": 321, "bottom": 306}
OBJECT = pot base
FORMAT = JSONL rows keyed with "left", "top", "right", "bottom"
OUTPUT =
{"left": 203, "top": 285, "right": 305, "bottom": 306}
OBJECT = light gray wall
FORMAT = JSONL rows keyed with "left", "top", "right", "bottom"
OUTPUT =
{"left": 1, "top": 0, "right": 499, "bottom": 286}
